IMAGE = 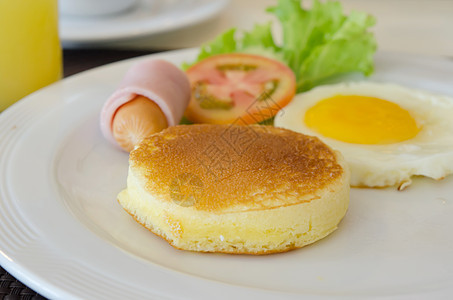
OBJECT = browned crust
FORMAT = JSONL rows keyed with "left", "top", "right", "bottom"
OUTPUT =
{"left": 119, "top": 200, "right": 306, "bottom": 255}
{"left": 130, "top": 124, "right": 344, "bottom": 213}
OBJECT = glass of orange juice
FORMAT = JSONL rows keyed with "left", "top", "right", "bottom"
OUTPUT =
{"left": 0, "top": 0, "right": 62, "bottom": 112}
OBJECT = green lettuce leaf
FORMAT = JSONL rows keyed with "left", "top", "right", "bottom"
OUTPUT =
{"left": 182, "top": 28, "right": 237, "bottom": 70}
{"left": 184, "top": 0, "right": 377, "bottom": 92}
{"left": 242, "top": 23, "right": 279, "bottom": 51}
{"left": 182, "top": 23, "right": 283, "bottom": 70}
{"left": 268, "top": 0, "right": 376, "bottom": 91}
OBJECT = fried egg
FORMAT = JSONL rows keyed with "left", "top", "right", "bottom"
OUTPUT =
{"left": 274, "top": 81, "right": 453, "bottom": 189}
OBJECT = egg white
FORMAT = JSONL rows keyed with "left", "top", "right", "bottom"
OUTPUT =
{"left": 274, "top": 81, "right": 453, "bottom": 189}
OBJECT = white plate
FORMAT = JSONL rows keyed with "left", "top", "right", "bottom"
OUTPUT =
{"left": 60, "top": 0, "right": 229, "bottom": 44}
{"left": 1, "top": 49, "right": 453, "bottom": 299}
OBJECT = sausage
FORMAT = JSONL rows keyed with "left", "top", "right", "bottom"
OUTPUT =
{"left": 100, "top": 59, "right": 191, "bottom": 151}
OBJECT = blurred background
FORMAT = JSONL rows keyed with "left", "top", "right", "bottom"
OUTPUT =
{"left": 62, "top": 0, "right": 453, "bottom": 56}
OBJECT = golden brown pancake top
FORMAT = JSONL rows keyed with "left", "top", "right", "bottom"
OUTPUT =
{"left": 130, "top": 124, "right": 344, "bottom": 213}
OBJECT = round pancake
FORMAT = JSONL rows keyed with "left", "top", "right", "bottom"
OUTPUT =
{"left": 118, "top": 124, "right": 350, "bottom": 254}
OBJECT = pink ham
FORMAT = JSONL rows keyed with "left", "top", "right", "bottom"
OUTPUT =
{"left": 100, "top": 59, "right": 191, "bottom": 147}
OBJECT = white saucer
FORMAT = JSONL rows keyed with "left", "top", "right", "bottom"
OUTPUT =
{"left": 60, "top": 0, "right": 229, "bottom": 44}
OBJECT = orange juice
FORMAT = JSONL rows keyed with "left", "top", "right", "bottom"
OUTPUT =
{"left": 0, "top": 0, "right": 62, "bottom": 111}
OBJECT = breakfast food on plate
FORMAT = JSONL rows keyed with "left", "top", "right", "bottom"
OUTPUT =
{"left": 100, "top": 59, "right": 191, "bottom": 152}
{"left": 274, "top": 81, "right": 453, "bottom": 189}
{"left": 184, "top": 53, "right": 296, "bottom": 124}
{"left": 117, "top": 124, "right": 350, "bottom": 254}
{"left": 101, "top": 0, "right": 378, "bottom": 150}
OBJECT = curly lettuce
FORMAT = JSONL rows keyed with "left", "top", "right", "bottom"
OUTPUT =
{"left": 184, "top": 0, "right": 377, "bottom": 92}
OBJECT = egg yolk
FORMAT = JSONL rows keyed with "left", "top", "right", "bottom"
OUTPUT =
{"left": 304, "top": 95, "right": 420, "bottom": 144}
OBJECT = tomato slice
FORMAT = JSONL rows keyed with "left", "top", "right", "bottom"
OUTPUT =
{"left": 185, "top": 53, "right": 296, "bottom": 124}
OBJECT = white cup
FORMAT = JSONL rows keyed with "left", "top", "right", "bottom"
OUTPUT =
{"left": 59, "top": 0, "right": 138, "bottom": 17}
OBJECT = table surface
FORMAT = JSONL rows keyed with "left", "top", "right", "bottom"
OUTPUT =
{"left": 1, "top": 0, "right": 452, "bottom": 298}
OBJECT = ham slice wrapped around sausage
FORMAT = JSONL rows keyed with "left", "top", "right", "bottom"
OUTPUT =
{"left": 100, "top": 59, "right": 191, "bottom": 151}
